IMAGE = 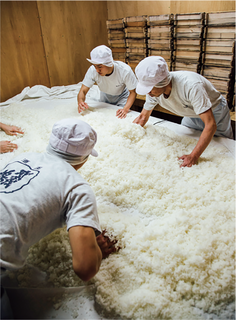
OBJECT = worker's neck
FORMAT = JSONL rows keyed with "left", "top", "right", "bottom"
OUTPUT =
{"left": 72, "top": 160, "right": 87, "bottom": 171}
{"left": 163, "top": 82, "right": 172, "bottom": 99}
{"left": 105, "top": 66, "right": 114, "bottom": 76}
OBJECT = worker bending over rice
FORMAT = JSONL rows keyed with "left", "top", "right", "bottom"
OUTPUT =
{"left": 0, "top": 118, "right": 116, "bottom": 319}
{"left": 77, "top": 45, "right": 137, "bottom": 119}
{"left": 0, "top": 122, "right": 24, "bottom": 154}
{"left": 133, "top": 56, "right": 233, "bottom": 168}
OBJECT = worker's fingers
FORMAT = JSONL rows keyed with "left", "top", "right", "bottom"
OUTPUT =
{"left": 0, "top": 141, "right": 18, "bottom": 154}
{"left": 12, "top": 127, "right": 24, "bottom": 135}
{"left": 78, "top": 102, "right": 89, "bottom": 113}
{"left": 7, "top": 126, "right": 24, "bottom": 135}
{"left": 178, "top": 155, "right": 196, "bottom": 168}
{"left": 117, "top": 112, "right": 127, "bottom": 119}
{"left": 116, "top": 109, "right": 127, "bottom": 119}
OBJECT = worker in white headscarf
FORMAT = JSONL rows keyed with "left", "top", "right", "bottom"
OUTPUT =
{"left": 77, "top": 45, "right": 137, "bottom": 119}
{"left": 0, "top": 118, "right": 117, "bottom": 318}
{"left": 133, "top": 56, "right": 233, "bottom": 168}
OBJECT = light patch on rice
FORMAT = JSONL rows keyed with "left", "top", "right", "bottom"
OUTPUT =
{"left": 1, "top": 100, "right": 235, "bottom": 319}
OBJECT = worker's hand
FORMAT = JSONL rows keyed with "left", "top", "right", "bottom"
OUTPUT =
{"left": 0, "top": 141, "right": 18, "bottom": 154}
{"left": 96, "top": 230, "right": 118, "bottom": 259}
{"left": 178, "top": 154, "right": 198, "bottom": 168}
{"left": 133, "top": 114, "right": 147, "bottom": 127}
{"left": 133, "top": 109, "right": 152, "bottom": 127}
{"left": 78, "top": 101, "right": 89, "bottom": 113}
{"left": 1, "top": 124, "right": 24, "bottom": 136}
{"left": 116, "top": 108, "right": 127, "bottom": 119}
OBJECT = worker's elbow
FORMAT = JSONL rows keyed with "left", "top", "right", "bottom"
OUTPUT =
{"left": 209, "top": 121, "right": 217, "bottom": 135}
{"left": 75, "top": 271, "right": 93, "bottom": 282}
{"left": 205, "top": 120, "right": 217, "bottom": 136}
{"left": 73, "top": 263, "right": 99, "bottom": 282}
{"left": 212, "top": 121, "right": 217, "bottom": 134}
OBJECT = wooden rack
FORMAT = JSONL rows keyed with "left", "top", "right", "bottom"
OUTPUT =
{"left": 107, "top": 18, "right": 126, "bottom": 62}
{"left": 202, "top": 11, "right": 235, "bottom": 109}
{"left": 173, "top": 13, "right": 205, "bottom": 74}
{"left": 147, "top": 14, "right": 174, "bottom": 71}
{"left": 106, "top": 11, "right": 235, "bottom": 115}
{"left": 124, "top": 15, "right": 147, "bottom": 72}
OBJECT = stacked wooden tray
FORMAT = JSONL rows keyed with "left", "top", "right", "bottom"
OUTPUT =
{"left": 173, "top": 13, "right": 205, "bottom": 73}
{"left": 107, "top": 18, "right": 126, "bottom": 62}
{"left": 124, "top": 16, "right": 147, "bottom": 72}
{"left": 106, "top": 11, "right": 235, "bottom": 112}
{"left": 147, "top": 14, "right": 174, "bottom": 70}
{"left": 202, "top": 11, "right": 235, "bottom": 107}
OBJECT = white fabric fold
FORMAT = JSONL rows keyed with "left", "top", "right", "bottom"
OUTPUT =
{"left": 0, "top": 83, "right": 101, "bottom": 107}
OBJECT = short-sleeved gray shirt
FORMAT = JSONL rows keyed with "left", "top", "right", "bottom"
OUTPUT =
{"left": 82, "top": 61, "right": 137, "bottom": 95}
{"left": 0, "top": 152, "right": 101, "bottom": 270}
{"left": 144, "top": 71, "right": 222, "bottom": 118}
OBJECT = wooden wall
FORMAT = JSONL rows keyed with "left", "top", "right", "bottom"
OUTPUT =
{"left": 1, "top": 1, "right": 50, "bottom": 102}
{"left": 1, "top": 1, "right": 235, "bottom": 102}
{"left": 1, "top": 1, "right": 108, "bottom": 102}
{"left": 107, "top": 1, "right": 235, "bottom": 19}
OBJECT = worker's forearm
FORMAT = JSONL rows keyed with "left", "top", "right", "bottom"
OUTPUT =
{"left": 77, "top": 91, "right": 86, "bottom": 104}
{"left": 86, "top": 245, "right": 102, "bottom": 280}
{"left": 73, "top": 243, "right": 102, "bottom": 282}
{"left": 190, "top": 125, "right": 216, "bottom": 161}
{"left": 123, "top": 91, "right": 137, "bottom": 113}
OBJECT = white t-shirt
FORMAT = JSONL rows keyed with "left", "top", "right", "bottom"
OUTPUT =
{"left": 0, "top": 152, "right": 101, "bottom": 270}
{"left": 144, "top": 71, "right": 222, "bottom": 118}
{"left": 82, "top": 61, "right": 137, "bottom": 95}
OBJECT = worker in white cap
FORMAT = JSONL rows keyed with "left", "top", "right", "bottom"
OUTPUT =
{"left": 133, "top": 56, "right": 233, "bottom": 168}
{"left": 77, "top": 45, "right": 137, "bottom": 119}
{"left": 0, "top": 118, "right": 117, "bottom": 318}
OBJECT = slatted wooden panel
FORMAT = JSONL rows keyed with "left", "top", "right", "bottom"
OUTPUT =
{"left": 202, "top": 11, "right": 235, "bottom": 108}
{"left": 147, "top": 14, "right": 174, "bottom": 70}
{"left": 107, "top": 19, "right": 126, "bottom": 62}
{"left": 124, "top": 16, "right": 147, "bottom": 72}
{"left": 173, "top": 13, "right": 205, "bottom": 73}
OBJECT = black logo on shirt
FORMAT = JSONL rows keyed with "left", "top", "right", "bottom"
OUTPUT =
{"left": 0, "top": 159, "right": 41, "bottom": 194}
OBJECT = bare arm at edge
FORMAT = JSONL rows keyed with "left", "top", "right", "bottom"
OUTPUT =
{"left": 179, "top": 108, "right": 217, "bottom": 167}
{"left": 77, "top": 85, "right": 90, "bottom": 113}
{"left": 116, "top": 89, "right": 137, "bottom": 119}
{"left": 69, "top": 226, "right": 117, "bottom": 281}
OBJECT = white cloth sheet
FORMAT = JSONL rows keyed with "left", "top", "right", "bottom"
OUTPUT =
{"left": 0, "top": 85, "right": 235, "bottom": 319}
{"left": 0, "top": 83, "right": 100, "bottom": 107}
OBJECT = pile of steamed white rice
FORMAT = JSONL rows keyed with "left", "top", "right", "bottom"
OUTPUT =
{"left": 0, "top": 99, "right": 235, "bottom": 320}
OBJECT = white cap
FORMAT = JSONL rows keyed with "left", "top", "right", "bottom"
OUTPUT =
{"left": 135, "top": 56, "right": 170, "bottom": 95}
{"left": 87, "top": 45, "right": 113, "bottom": 67}
{"left": 49, "top": 118, "right": 98, "bottom": 157}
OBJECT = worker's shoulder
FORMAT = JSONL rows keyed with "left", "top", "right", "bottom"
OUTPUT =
{"left": 114, "top": 60, "right": 133, "bottom": 73}
{"left": 171, "top": 70, "right": 203, "bottom": 80}
{"left": 1, "top": 151, "right": 39, "bottom": 169}
{"left": 171, "top": 70, "right": 206, "bottom": 87}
